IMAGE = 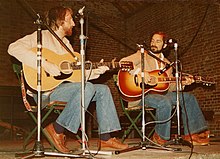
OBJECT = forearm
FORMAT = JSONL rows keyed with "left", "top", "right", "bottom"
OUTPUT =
{"left": 8, "top": 32, "right": 39, "bottom": 69}
{"left": 8, "top": 43, "right": 38, "bottom": 69}
{"left": 120, "top": 51, "right": 141, "bottom": 66}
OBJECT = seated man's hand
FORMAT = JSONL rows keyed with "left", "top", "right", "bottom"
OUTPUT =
{"left": 144, "top": 71, "right": 151, "bottom": 84}
{"left": 93, "top": 66, "right": 109, "bottom": 75}
{"left": 42, "top": 60, "right": 61, "bottom": 76}
{"left": 183, "top": 75, "right": 194, "bottom": 85}
{"left": 93, "top": 59, "right": 109, "bottom": 75}
{"left": 87, "top": 59, "right": 110, "bottom": 80}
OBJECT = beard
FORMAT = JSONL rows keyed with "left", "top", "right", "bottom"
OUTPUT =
{"left": 65, "top": 28, "right": 73, "bottom": 36}
{"left": 150, "top": 46, "right": 163, "bottom": 54}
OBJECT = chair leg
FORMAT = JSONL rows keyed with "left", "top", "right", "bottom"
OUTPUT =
{"left": 23, "top": 109, "right": 56, "bottom": 151}
{"left": 23, "top": 126, "right": 36, "bottom": 150}
{"left": 121, "top": 111, "right": 143, "bottom": 142}
{"left": 23, "top": 112, "right": 37, "bottom": 150}
{"left": 23, "top": 125, "right": 56, "bottom": 151}
{"left": 121, "top": 109, "right": 156, "bottom": 142}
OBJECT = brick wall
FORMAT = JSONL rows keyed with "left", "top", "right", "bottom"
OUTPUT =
{"left": 1, "top": 1, "right": 220, "bottom": 136}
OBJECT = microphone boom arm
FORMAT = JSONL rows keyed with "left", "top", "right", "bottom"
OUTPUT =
{"left": 158, "top": 62, "right": 175, "bottom": 75}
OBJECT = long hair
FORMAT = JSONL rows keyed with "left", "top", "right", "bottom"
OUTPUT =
{"left": 44, "top": 6, "right": 73, "bottom": 30}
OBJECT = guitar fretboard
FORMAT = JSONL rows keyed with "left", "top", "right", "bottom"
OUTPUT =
{"left": 158, "top": 76, "right": 196, "bottom": 82}
{"left": 89, "top": 62, "right": 120, "bottom": 69}
{"left": 71, "top": 62, "right": 121, "bottom": 70}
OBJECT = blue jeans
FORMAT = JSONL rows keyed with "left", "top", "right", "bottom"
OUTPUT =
{"left": 42, "top": 82, "right": 121, "bottom": 134}
{"left": 142, "top": 92, "right": 208, "bottom": 140}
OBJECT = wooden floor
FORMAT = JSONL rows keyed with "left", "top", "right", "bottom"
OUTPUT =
{"left": 0, "top": 137, "right": 220, "bottom": 159}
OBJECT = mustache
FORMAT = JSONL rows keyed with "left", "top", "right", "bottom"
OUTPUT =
{"left": 151, "top": 46, "right": 157, "bottom": 49}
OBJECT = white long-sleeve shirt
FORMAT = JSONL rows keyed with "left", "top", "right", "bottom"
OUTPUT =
{"left": 8, "top": 30, "right": 74, "bottom": 69}
{"left": 8, "top": 29, "right": 105, "bottom": 100}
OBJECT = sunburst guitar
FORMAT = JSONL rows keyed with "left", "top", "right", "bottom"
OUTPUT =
{"left": 23, "top": 48, "right": 133, "bottom": 91}
{"left": 117, "top": 70, "right": 215, "bottom": 102}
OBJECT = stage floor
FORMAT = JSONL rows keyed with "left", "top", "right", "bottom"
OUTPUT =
{"left": 0, "top": 137, "right": 220, "bottom": 159}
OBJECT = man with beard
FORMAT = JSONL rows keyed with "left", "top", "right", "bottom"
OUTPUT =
{"left": 119, "top": 31, "right": 210, "bottom": 146}
{"left": 8, "top": 6, "right": 128, "bottom": 153}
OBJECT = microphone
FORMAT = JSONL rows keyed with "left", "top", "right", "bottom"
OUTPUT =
{"left": 137, "top": 42, "right": 149, "bottom": 49}
{"left": 158, "top": 62, "right": 174, "bottom": 75}
{"left": 74, "top": 6, "right": 85, "bottom": 18}
{"left": 166, "top": 38, "right": 177, "bottom": 44}
{"left": 136, "top": 43, "right": 144, "bottom": 48}
{"left": 78, "top": 6, "right": 85, "bottom": 15}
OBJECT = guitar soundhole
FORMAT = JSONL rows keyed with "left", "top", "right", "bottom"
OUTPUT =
{"left": 60, "top": 61, "right": 73, "bottom": 74}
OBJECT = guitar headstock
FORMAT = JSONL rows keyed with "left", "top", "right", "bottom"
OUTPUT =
{"left": 194, "top": 76, "right": 216, "bottom": 86}
{"left": 120, "top": 61, "right": 133, "bottom": 71}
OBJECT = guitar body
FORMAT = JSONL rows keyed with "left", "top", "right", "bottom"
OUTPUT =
{"left": 118, "top": 70, "right": 170, "bottom": 101}
{"left": 23, "top": 48, "right": 133, "bottom": 92}
{"left": 23, "top": 48, "right": 81, "bottom": 91}
{"left": 117, "top": 69, "right": 215, "bottom": 102}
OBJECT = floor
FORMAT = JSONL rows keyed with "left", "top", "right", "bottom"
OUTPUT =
{"left": 1, "top": 137, "right": 220, "bottom": 159}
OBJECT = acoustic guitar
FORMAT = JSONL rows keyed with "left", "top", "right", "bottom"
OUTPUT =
{"left": 23, "top": 48, "right": 133, "bottom": 91}
{"left": 118, "top": 69, "right": 215, "bottom": 101}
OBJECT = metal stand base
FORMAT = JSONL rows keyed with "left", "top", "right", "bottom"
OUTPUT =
{"left": 163, "top": 137, "right": 192, "bottom": 148}
{"left": 15, "top": 141, "right": 87, "bottom": 159}
{"left": 84, "top": 149, "right": 114, "bottom": 155}
{"left": 114, "top": 141, "right": 181, "bottom": 155}
{"left": 15, "top": 152, "right": 86, "bottom": 159}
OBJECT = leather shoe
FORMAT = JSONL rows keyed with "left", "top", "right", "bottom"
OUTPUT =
{"left": 152, "top": 132, "right": 167, "bottom": 145}
{"left": 44, "top": 123, "right": 70, "bottom": 153}
{"left": 183, "top": 131, "right": 210, "bottom": 146}
{"left": 198, "top": 130, "right": 210, "bottom": 139}
{"left": 100, "top": 138, "right": 128, "bottom": 149}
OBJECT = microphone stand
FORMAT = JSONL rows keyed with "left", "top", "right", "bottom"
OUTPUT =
{"left": 78, "top": 12, "right": 86, "bottom": 155}
{"left": 32, "top": 14, "right": 44, "bottom": 157}
{"left": 139, "top": 45, "right": 178, "bottom": 151}
{"left": 140, "top": 45, "right": 146, "bottom": 149}
{"left": 163, "top": 42, "right": 192, "bottom": 148}
{"left": 77, "top": 9, "right": 114, "bottom": 157}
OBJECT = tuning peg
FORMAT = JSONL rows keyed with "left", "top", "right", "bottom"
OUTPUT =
{"left": 204, "top": 83, "right": 211, "bottom": 86}
{"left": 121, "top": 68, "right": 131, "bottom": 72}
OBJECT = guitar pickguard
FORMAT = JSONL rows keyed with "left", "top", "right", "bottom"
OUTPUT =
{"left": 54, "top": 72, "right": 73, "bottom": 80}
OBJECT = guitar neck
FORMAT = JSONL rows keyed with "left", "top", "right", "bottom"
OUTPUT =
{"left": 158, "top": 75, "right": 214, "bottom": 85}
{"left": 71, "top": 61, "right": 120, "bottom": 70}
{"left": 158, "top": 76, "right": 187, "bottom": 82}
{"left": 90, "top": 61, "right": 120, "bottom": 69}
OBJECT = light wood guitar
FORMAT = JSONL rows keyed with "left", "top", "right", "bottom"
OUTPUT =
{"left": 23, "top": 48, "right": 133, "bottom": 91}
{"left": 118, "top": 70, "right": 215, "bottom": 101}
